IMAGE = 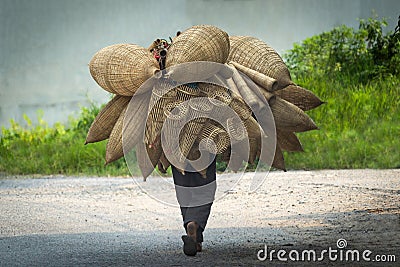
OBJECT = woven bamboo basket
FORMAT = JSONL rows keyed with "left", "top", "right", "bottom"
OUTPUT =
{"left": 243, "top": 116, "right": 262, "bottom": 140}
{"left": 226, "top": 116, "right": 247, "bottom": 142}
{"left": 166, "top": 25, "right": 230, "bottom": 67}
{"left": 226, "top": 76, "right": 241, "bottom": 97}
{"left": 86, "top": 95, "right": 131, "bottom": 144}
{"left": 269, "top": 96, "right": 318, "bottom": 132}
{"left": 157, "top": 152, "right": 171, "bottom": 174}
{"left": 230, "top": 61, "right": 278, "bottom": 92}
{"left": 229, "top": 97, "right": 252, "bottom": 120}
{"left": 136, "top": 138, "right": 163, "bottom": 180}
{"left": 228, "top": 36, "right": 292, "bottom": 90}
{"left": 274, "top": 84, "right": 324, "bottom": 111}
{"left": 179, "top": 98, "right": 213, "bottom": 161}
{"left": 260, "top": 89, "right": 276, "bottom": 102}
{"left": 176, "top": 84, "right": 200, "bottom": 102}
{"left": 145, "top": 86, "right": 177, "bottom": 144}
{"left": 199, "top": 122, "right": 230, "bottom": 154}
{"left": 122, "top": 91, "right": 152, "bottom": 155}
{"left": 198, "top": 83, "right": 231, "bottom": 102}
{"left": 248, "top": 137, "right": 259, "bottom": 164}
{"left": 105, "top": 105, "right": 127, "bottom": 164}
{"left": 276, "top": 130, "right": 304, "bottom": 152}
{"left": 272, "top": 145, "right": 286, "bottom": 171}
{"left": 163, "top": 101, "right": 188, "bottom": 161}
{"left": 146, "top": 136, "right": 163, "bottom": 170}
{"left": 89, "top": 44, "right": 159, "bottom": 96}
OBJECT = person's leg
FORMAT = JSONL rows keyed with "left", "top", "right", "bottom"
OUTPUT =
{"left": 172, "top": 158, "right": 217, "bottom": 255}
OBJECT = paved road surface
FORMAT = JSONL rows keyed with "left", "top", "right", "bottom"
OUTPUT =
{"left": 1, "top": 170, "right": 399, "bottom": 266}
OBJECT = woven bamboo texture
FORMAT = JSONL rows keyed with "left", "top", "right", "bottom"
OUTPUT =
{"left": 276, "top": 130, "right": 304, "bottom": 152}
{"left": 105, "top": 105, "right": 127, "bottom": 164}
{"left": 86, "top": 95, "right": 131, "bottom": 144}
{"left": 166, "top": 25, "right": 230, "bottom": 67}
{"left": 228, "top": 36, "right": 292, "bottom": 90}
{"left": 274, "top": 84, "right": 324, "bottom": 111}
{"left": 89, "top": 44, "right": 159, "bottom": 96}
{"left": 86, "top": 24, "right": 323, "bottom": 176}
{"left": 269, "top": 96, "right": 318, "bottom": 132}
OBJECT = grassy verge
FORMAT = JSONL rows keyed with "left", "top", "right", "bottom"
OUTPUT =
{"left": 0, "top": 107, "right": 134, "bottom": 176}
{"left": 284, "top": 75, "right": 400, "bottom": 170}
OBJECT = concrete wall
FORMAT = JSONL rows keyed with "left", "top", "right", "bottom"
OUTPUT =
{"left": 1, "top": 0, "right": 399, "bottom": 127}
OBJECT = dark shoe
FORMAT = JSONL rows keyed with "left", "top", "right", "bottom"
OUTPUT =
{"left": 182, "top": 221, "right": 199, "bottom": 256}
{"left": 196, "top": 242, "right": 202, "bottom": 252}
{"left": 182, "top": 235, "right": 197, "bottom": 256}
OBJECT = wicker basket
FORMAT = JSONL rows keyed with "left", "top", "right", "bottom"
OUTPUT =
{"left": 122, "top": 91, "right": 152, "bottom": 154}
{"left": 276, "top": 130, "right": 304, "bottom": 152}
{"left": 176, "top": 84, "right": 200, "bottom": 102}
{"left": 163, "top": 101, "right": 188, "bottom": 161}
{"left": 226, "top": 116, "right": 247, "bottom": 142}
{"left": 86, "top": 95, "right": 131, "bottom": 144}
{"left": 166, "top": 25, "right": 230, "bottom": 67}
{"left": 228, "top": 36, "right": 292, "bottom": 90}
{"left": 145, "top": 85, "right": 177, "bottom": 144}
{"left": 229, "top": 97, "right": 252, "bottom": 120}
{"left": 89, "top": 44, "right": 159, "bottom": 96}
{"left": 105, "top": 105, "right": 127, "bottom": 164}
{"left": 179, "top": 97, "right": 213, "bottom": 161}
{"left": 199, "top": 122, "right": 230, "bottom": 154}
{"left": 274, "top": 84, "right": 324, "bottom": 111}
{"left": 270, "top": 96, "right": 318, "bottom": 132}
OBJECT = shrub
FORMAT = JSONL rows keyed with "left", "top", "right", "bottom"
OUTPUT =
{"left": 284, "top": 15, "right": 400, "bottom": 83}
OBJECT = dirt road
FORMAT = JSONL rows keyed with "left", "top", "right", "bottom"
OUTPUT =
{"left": 0, "top": 169, "right": 399, "bottom": 266}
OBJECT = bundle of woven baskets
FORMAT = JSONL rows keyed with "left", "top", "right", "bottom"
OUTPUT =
{"left": 86, "top": 25, "right": 323, "bottom": 179}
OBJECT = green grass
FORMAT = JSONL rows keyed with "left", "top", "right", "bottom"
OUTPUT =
{"left": 284, "top": 75, "right": 400, "bottom": 170}
{"left": 0, "top": 108, "right": 135, "bottom": 176}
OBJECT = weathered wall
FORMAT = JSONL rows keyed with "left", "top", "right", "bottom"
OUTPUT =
{"left": 0, "top": 0, "right": 399, "bottom": 127}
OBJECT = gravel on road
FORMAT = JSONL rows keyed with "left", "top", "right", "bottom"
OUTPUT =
{"left": 0, "top": 169, "right": 399, "bottom": 266}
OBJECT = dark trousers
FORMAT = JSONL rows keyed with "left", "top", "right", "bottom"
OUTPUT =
{"left": 172, "top": 159, "right": 217, "bottom": 243}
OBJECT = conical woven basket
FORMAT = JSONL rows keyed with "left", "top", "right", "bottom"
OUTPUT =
{"left": 122, "top": 91, "right": 152, "bottom": 155}
{"left": 199, "top": 83, "right": 232, "bottom": 118}
{"left": 274, "top": 84, "right": 324, "bottom": 111}
{"left": 145, "top": 85, "right": 177, "bottom": 144}
{"left": 226, "top": 116, "right": 247, "bottom": 142}
{"left": 166, "top": 25, "right": 230, "bottom": 67}
{"left": 199, "top": 122, "right": 230, "bottom": 154}
{"left": 248, "top": 137, "right": 259, "bottom": 164}
{"left": 272, "top": 145, "right": 286, "bottom": 171}
{"left": 136, "top": 139, "right": 163, "bottom": 180}
{"left": 243, "top": 116, "right": 262, "bottom": 140}
{"left": 179, "top": 97, "right": 213, "bottom": 161}
{"left": 229, "top": 97, "right": 252, "bottom": 120}
{"left": 276, "top": 130, "right": 304, "bottom": 152}
{"left": 270, "top": 96, "right": 318, "bottom": 132}
{"left": 86, "top": 95, "right": 131, "bottom": 144}
{"left": 163, "top": 101, "right": 189, "bottom": 161}
{"left": 228, "top": 36, "right": 292, "bottom": 90}
{"left": 89, "top": 44, "right": 159, "bottom": 96}
{"left": 105, "top": 105, "right": 127, "bottom": 164}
